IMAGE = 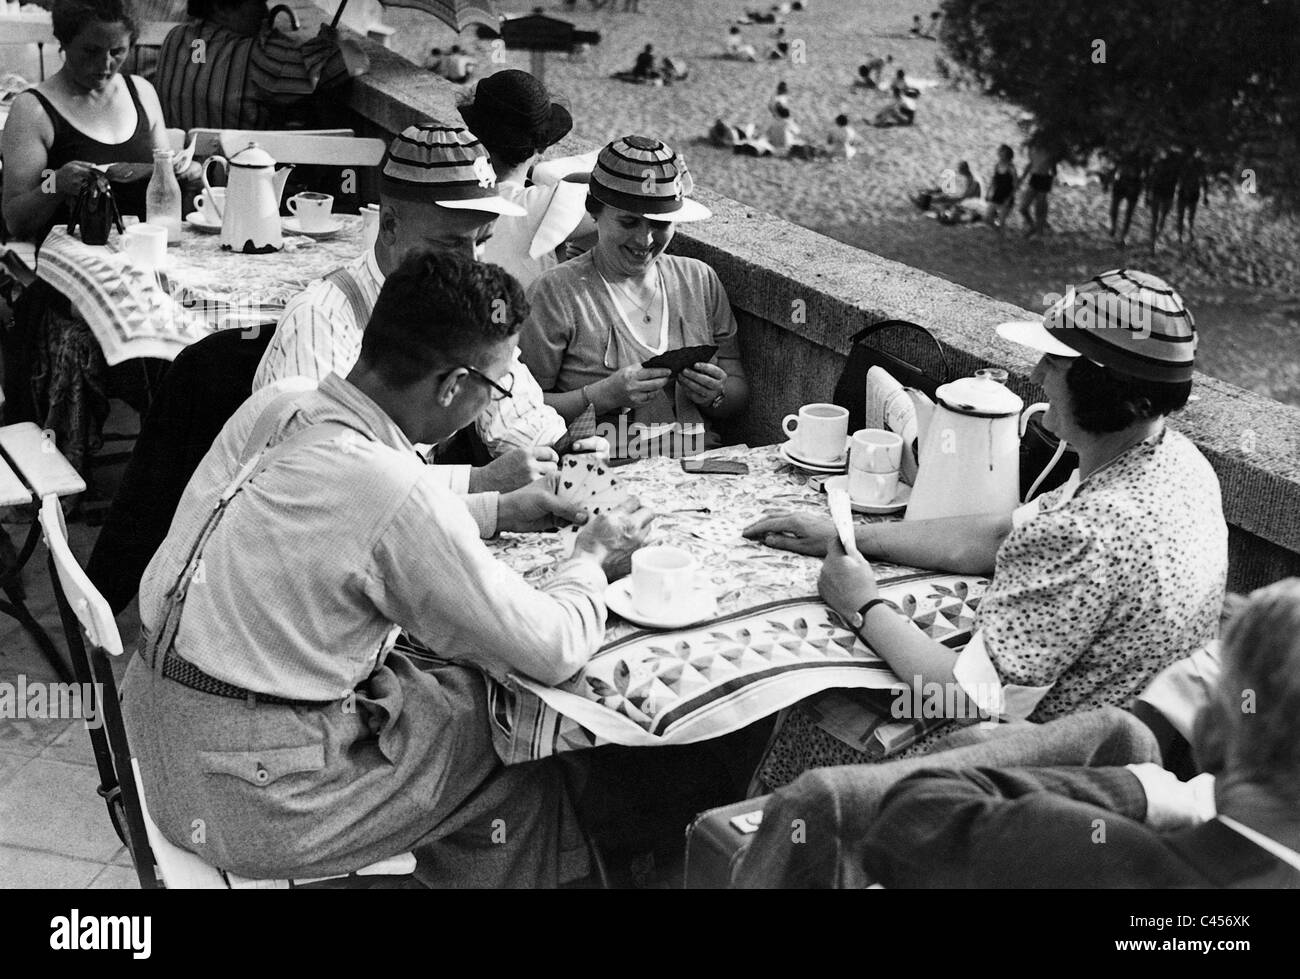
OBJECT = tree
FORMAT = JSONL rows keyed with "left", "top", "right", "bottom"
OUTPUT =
{"left": 939, "top": 0, "right": 1300, "bottom": 212}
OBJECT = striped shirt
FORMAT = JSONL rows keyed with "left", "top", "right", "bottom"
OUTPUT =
{"left": 253, "top": 248, "right": 567, "bottom": 467}
{"left": 154, "top": 19, "right": 356, "bottom": 131}
{"left": 138, "top": 374, "right": 608, "bottom": 700}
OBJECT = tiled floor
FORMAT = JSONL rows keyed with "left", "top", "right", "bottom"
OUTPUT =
{"left": 1, "top": 403, "right": 144, "bottom": 889}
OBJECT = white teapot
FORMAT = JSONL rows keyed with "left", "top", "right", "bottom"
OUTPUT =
{"left": 202, "top": 142, "right": 292, "bottom": 254}
{"left": 904, "top": 369, "right": 1046, "bottom": 522}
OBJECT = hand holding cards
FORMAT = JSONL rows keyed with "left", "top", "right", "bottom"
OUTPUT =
{"left": 557, "top": 454, "right": 631, "bottom": 517}
{"left": 641, "top": 344, "right": 719, "bottom": 375}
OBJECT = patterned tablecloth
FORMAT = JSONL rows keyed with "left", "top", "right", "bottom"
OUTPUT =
{"left": 401, "top": 445, "right": 989, "bottom": 764}
{"left": 32, "top": 218, "right": 364, "bottom": 365}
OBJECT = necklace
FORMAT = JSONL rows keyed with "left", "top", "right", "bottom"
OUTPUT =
{"left": 595, "top": 255, "right": 660, "bottom": 324}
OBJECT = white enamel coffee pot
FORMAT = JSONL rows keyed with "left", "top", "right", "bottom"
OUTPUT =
{"left": 202, "top": 142, "right": 292, "bottom": 253}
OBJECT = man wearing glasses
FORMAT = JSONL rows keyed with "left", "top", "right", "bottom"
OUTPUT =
{"left": 254, "top": 125, "right": 594, "bottom": 494}
{"left": 124, "top": 247, "right": 656, "bottom": 887}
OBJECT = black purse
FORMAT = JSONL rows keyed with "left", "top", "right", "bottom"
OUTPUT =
{"left": 832, "top": 319, "right": 951, "bottom": 433}
{"left": 67, "top": 171, "right": 123, "bottom": 246}
{"left": 1020, "top": 411, "right": 1078, "bottom": 501}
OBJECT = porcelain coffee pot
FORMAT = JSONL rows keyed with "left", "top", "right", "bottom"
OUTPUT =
{"left": 201, "top": 142, "right": 292, "bottom": 253}
{"left": 904, "top": 369, "right": 1045, "bottom": 521}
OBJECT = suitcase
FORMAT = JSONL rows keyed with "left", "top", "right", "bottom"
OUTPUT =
{"left": 683, "top": 796, "right": 771, "bottom": 888}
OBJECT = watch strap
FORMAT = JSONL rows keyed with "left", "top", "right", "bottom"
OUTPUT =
{"left": 854, "top": 597, "right": 901, "bottom": 639}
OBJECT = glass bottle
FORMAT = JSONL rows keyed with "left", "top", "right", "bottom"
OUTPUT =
{"left": 146, "top": 148, "right": 182, "bottom": 244}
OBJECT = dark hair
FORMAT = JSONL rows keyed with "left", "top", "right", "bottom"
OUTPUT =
{"left": 1063, "top": 356, "right": 1191, "bottom": 433}
{"left": 775, "top": 103, "right": 790, "bottom": 119}
{"left": 957, "top": 161, "right": 971, "bottom": 176}
{"left": 997, "top": 143, "right": 1013, "bottom": 160}
{"left": 835, "top": 113, "right": 848, "bottom": 126}
{"left": 186, "top": 0, "right": 250, "bottom": 20}
{"left": 53, "top": 0, "right": 138, "bottom": 45}
{"left": 585, "top": 193, "right": 604, "bottom": 218}
{"left": 776, "top": 81, "right": 788, "bottom": 94}
{"left": 358, "top": 249, "right": 527, "bottom": 388}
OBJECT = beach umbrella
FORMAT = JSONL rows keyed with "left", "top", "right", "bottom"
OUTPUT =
{"left": 329, "top": 0, "right": 498, "bottom": 33}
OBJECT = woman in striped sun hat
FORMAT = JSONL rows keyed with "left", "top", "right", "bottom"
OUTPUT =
{"left": 518, "top": 135, "right": 750, "bottom": 459}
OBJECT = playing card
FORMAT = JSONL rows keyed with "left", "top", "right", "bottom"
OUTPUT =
{"left": 558, "top": 454, "right": 630, "bottom": 516}
{"left": 552, "top": 403, "right": 597, "bottom": 456}
{"left": 641, "top": 344, "right": 719, "bottom": 375}
{"left": 827, "top": 486, "right": 858, "bottom": 553}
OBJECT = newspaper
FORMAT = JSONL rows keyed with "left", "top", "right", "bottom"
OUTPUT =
{"left": 864, "top": 365, "right": 921, "bottom": 484}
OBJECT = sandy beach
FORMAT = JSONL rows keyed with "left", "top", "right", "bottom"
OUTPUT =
{"left": 387, "top": 0, "right": 1299, "bottom": 405}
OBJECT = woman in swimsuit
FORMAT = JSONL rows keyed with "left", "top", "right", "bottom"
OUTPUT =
{"left": 986, "top": 144, "right": 1017, "bottom": 233}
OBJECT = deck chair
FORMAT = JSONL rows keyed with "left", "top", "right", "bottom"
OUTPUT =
{"left": 39, "top": 495, "right": 419, "bottom": 888}
{"left": 0, "top": 20, "right": 57, "bottom": 80}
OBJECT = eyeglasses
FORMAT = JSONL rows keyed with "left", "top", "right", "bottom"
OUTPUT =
{"left": 462, "top": 365, "right": 514, "bottom": 401}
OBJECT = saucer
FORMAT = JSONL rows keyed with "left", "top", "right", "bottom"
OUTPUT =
{"left": 283, "top": 215, "right": 344, "bottom": 239}
{"left": 819, "top": 474, "right": 912, "bottom": 515}
{"left": 184, "top": 211, "right": 221, "bottom": 233}
{"left": 778, "top": 441, "right": 847, "bottom": 473}
{"left": 605, "top": 579, "right": 718, "bottom": 630}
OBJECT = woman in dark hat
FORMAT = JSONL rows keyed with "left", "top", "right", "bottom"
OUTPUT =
{"left": 518, "top": 135, "right": 749, "bottom": 460}
{"left": 458, "top": 69, "right": 587, "bottom": 289}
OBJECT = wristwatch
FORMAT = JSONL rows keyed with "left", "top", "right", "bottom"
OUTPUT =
{"left": 849, "top": 598, "right": 900, "bottom": 636}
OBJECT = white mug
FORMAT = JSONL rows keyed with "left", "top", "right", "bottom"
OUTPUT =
{"left": 193, "top": 188, "right": 226, "bottom": 224}
{"left": 849, "top": 468, "right": 900, "bottom": 506}
{"left": 631, "top": 545, "right": 699, "bottom": 619}
{"left": 850, "top": 428, "right": 903, "bottom": 473}
{"left": 121, "top": 223, "right": 168, "bottom": 271}
{"left": 287, "top": 192, "right": 334, "bottom": 231}
{"left": 782, "top": 403, "right": 849, "bottom": 463}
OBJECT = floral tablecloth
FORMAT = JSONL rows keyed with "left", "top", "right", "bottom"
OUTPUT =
{"left": 400, "top": 445, "right": 989, "bottom": 764}
{"left": 32, "top": 219, "right": 364, "bottom": 365}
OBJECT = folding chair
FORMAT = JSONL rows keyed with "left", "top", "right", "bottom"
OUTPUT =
{"left": 39, "top": 494, "right": 419, "bottom": 889}
{"left": 0, "top": 422, "right": 85, "bottom": 682}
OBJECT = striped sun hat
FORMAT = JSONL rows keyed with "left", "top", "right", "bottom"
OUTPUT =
{"left": 589, "top": 135, "right": 711, "bottom": 222}
{"left": 997, "top": 269, "right": 1197, "bottom": 382}
{"left": 380, "top": 125, "right": 526, "bottom": 216}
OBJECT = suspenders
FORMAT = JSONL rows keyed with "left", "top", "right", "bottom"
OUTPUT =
{"left": 143, "top": 392, "right": 354, "bottom": 677}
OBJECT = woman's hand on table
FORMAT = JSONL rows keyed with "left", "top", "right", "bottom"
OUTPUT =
{"left": 818, "top": 535, "right": 879, "bottom": 621}
{"left": 597, "top": 365, "right": 672, "bottom": 410}
{"left": 678, "top": 362, "right": 727, "bottom": 406}
{"left": 470, "top": 446, "right": 559, "bottom": 494}
{"left": 743, "top": 510, "right": 834, "bottom": 556}
{"left": 54, "top": 161, "right": 97, "bottom": 198}
{"left": 572, "top": 496, "right": 656, "bottom": 580}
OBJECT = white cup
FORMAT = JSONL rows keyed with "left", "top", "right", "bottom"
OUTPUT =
{"left": 850, "top": 428, "right": 903, "bottom": 473}
{"left": 287, "top": 192, "right": 334, "bottom": 231}
{"left": 121, "top": 223, "right": 168, "bottom": 271}
{"left": 782, "top": 403, "right": 849, "bottom": 464}
{"left": 849, "top": 468, "right": 900, "bottom": 506}
{"left": 193, "top": 188, "right": 225, "bottom": 224}
{"left": 631, "top": 545, "right": 699, "bottom": 619}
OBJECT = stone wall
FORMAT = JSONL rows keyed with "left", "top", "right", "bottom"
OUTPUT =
{"left": 340, "top": 39, "right": 1300, "bottom": 593}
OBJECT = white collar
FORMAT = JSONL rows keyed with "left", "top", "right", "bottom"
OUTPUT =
{"left": 1216, "top": 815, "right": 1300, "bottom": 871}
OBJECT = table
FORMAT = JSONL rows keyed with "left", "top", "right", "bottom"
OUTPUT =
{"left": 26, "top": 218, "right": 365, "bottom": 366}
{"left": 401, "top": 445, "right": 989, "bottom": 765}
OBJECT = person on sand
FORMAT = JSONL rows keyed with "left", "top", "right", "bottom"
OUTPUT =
{"left": 661, "top": 55, "right": 688, "bottom": 84}
{"left": 826, "top": 114, "right": 858, "bottom": 161}
{"left": 986, "top": 144, "right": 1018, "bottom": 233}
{"left": 1146, "top": 146, "right": 1182, "bottom": 253}
{"left": 1018, "top": 138, "right": 1057, "bottom": 237}
{"left": 921, "top": 9, "right": 942, "bottom": 39}
{"left": 873, "top": 83, "right": 918, "bottom": 127}
{"left": 725, "top": 25, "right": 759, "bottom": 61}
{"left": 909, "top": 14, "right": 923, "bottom": 37}
{"left": 1108, "top": 148, "right": 1146, "bottom": 247}
{"left": 1175, "top": 147, "right": 1209, "bottom": 246}
{"left": 769, "top": 80, "right": 790, "bottom": 117}
{"left": 767, "top": 26, "right": 790, "bottom": 60}
{"left": 856, "top": 55, "right": 892, "bottom": 90}
{"left": 631, "top": 43, "right": 658, "bottom": 80}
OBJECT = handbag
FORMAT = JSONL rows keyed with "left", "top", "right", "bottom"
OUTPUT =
{"left": 67, "top": 171, "right": 123, "bottom": 246}
{"left": 1020, "top": 410, "right": 1078, "bottom": 501}
{"left": 832, "top": 318, "right": 950, "bottom": 434}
